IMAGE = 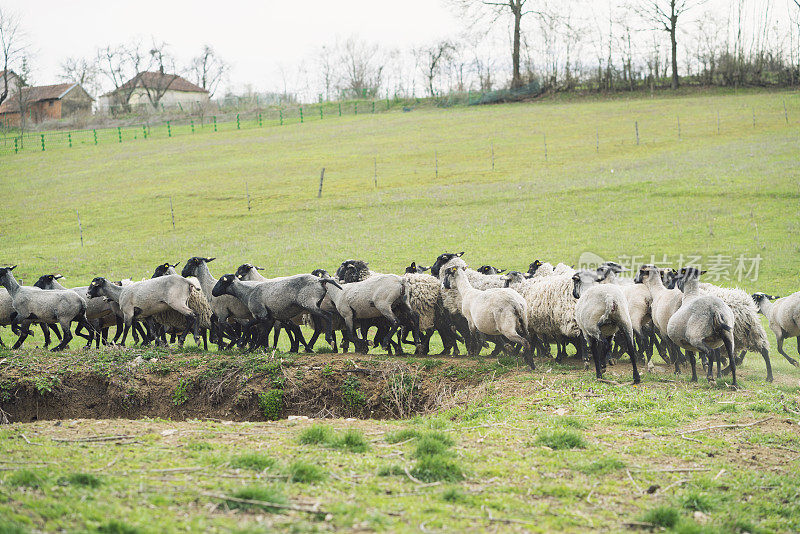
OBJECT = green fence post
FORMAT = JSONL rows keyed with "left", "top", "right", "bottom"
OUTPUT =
{"left": 190, "top": 119, "right": 195, "bottom": 133}
{"left": 213, "top": 116, "right": 217, "bottom": 132}
{"left": 338, "top": 103, "right": 342, "bottom": 117}
{"left": 355, "top": 102, "right": 358, "bottom": 115}
{"left": 372, "top": 101, "right": 375, "bottom": 113}
{"left": 142, "top": 125, "right": 147, "bottom": 139}
{"left": 14, "top": 137, "right": 18, "bottom": 154}
{"left": 280, "top": 109, "right": 283, "bottom": 125}
{"left": 93, "top": 129, "right": 97, "bottom": 145}
{"left": 320, "top": 106, "right": 323, "bottom": 120}
{"left": 117, "top": 127, "right": 122, "bottom": 143}
{"left": 236, "top": 114, "right": 240, "bottom": 129}
{"left": 300, "top": 108, "right": 304, "bottom": 123}
{"left": 258, "top": 113, "right": 262, "bottom": 127}
{"left": 68, "top": 132, "right": 72, "bottom": 148}
{"left": 41, "top": 134, "right": 45, "bottom": 151}
{"left": 167, "top": 121, "right": 172, "bottom": 137}
{"left": 386, "top": 98, "right": 389, "bottom": 110}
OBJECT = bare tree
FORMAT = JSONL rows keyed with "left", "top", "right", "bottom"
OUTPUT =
{"left": 96, "top": 42, "right": 145, "bottom": 113}
{"left": 338, "top": 37, "right": 384, "bottom": 99}
{"left": 139, "top": 40, "right": 178, "bottom": 109}
{"left": 12, "top": 56, "right": 33, "bottom": 142}
{"left": 59, "top": 57, "right": 99, "bottom": 95}
{"left": 0, "top": 6, "right": 24, "bottom": 108}
{"left": 317, "top": 44, "right": 336, "bottom": 101}
{"left": 449, "top": 0, "right": 538, "bottom": 88}
{"left": 189, "top": 44, "right": 228, "bottom": 98}
{"left": 415, "top": 40, "right": 456, "bottom": 97}
{"left": 634, "top": 0, "right": 707, "bottom": 89}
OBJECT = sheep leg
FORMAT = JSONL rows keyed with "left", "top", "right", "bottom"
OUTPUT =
{"left": 686, "top": 351, "right": 698, "bottom": 382}
{"left": 622, "top": 328, "right": 641, "bottom": 384}
{"left": 588, "top": 337, "right": 603, "bottom": 379}
{"left": 775, "top": 337, "right": 799, "bottom": 367}
{"left": 52, "top": 317, "right": 75, "bottom": 352}
{"left": 12, "top": 319, "right": 32, "bottom": 349}
{"left": 0, "top": 331, "right": 4, "bottom": 348}
{"left": 312, "top": 310, "right": 336, "bottom": 349}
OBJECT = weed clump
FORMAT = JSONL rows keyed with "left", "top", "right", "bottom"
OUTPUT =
{"left": 384, "top": 428, "right": 420, "bottom": 444}
{"left": 64, "top": 472, "right": 102, "bottom": 488}
{"left": 230, "top": 452, "right": 276, "bottom": 471}
{"left": 298, "top": 424, "right": 335, "bottom": 445}
{"left": 332, "top": 429, "right": 369, "bottom": 453}
{"left": 6, "top": 469, "right": 44, "bottom": 488}
{"left": 298, "top": 425, "right": 369, "bottom": 453}
{"left": 227, "top": 486, "right": 288, "bottom": 512}
{"left": 536, "top": 429, "right": 587, "bottom": 450}
{"left": 341, "top": 376, "right": 366, "bottom": 409}
{"left": 97, "top": 520, "right": 142, "bottom": 534}
{"left": 577, "top": 456, "right": 624, "bottom": 475}
{"left": 258, "top": 389, "right": 284, "bottom": 420}
{"left": 288, "top": 461, "right": 326, "bottom": 483}
{"left": 411, "top": 454, "right": 464, "bottom": 483}
{"left": 641, "top": 506, "right": 680, "bottom": 528}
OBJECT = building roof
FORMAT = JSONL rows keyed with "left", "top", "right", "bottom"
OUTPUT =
{"left": 101, "top": 71, "right": 208, "bottom": 97}
{"left": 0, "top": 69, "right": 18, "bottom": 79}
{"left": 0, "top": 83, "right": 93, "bottom": 113}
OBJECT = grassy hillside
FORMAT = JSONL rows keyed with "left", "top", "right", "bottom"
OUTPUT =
{"left": 1, "top": 90, "right": 798, "bottom": 293}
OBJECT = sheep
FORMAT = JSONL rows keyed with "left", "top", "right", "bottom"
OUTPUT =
{"left": 554, "top": 263, "right": 576, "bottom": 276}
{"left": 33, "top": 274, "right": 120, "bottom": 349}
{"left": 149, "top": 263, "right": 214, "bottom": 350}
{"left": 211, "top": 272, "right": 342, "bottom": 352}
{"left": 503, "top": 269, "right": 586, "bottom": 363}
{"left": 86, "top": 275, "right": 202, "bottom": 347}
{"left": 320, "top": 268, "right": 419, "bottom": 353}
{"left": 401, "top": 269, "right": 447, "bottom": 355}
{"left": 405, "top": 262, "right": 431, "bottom": 274}
{"left": 430, "top": 252, "right": 510, "bottom": 356}
{"left": 1, "top": 287, "right": 59, "bottom": 348}
{"left": 181, "top": 257, "right": 253, "bottom": 349}
{"left": 667, "top": 267, "right": 737, "bottom": 385}
{"left": 442, "top": 265, "right": 533, "bottom": 367}
{"left": 597, "top": 263, "right": 656, "bottom": 370}
{"left": 694, "top": 282, "right": 774, "bottom": 381}
{"left": 572, "top": 269, "right": 641, "bottom": 383}
{"left": 752, "top": 292, "right": 800, "bottom": 369}
{"left": 477, "top": 265, "right": 506, "bottom": 275}
{"left": 635, "top": 264, "right": 687, "bottom": 370}
{"left": 0, "top": 266, "right": 91, "bottom": 352}
{"left": 528, "top": 260, "right": 555, "bottom": 278}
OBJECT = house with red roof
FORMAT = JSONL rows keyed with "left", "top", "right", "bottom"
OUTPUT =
{"left": 0, "top": 82, "right": 94, "bottom": 127}
{"left": 97, "top": 71, "right": 209, "bottom": 112}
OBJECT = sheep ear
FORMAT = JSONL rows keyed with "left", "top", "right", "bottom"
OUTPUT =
{"left": 456, "top": 252, "right": 465, "bottom": 257}
{"left": 9, "top": 265, "right": 17, "bottom": 271}
{"left": 171, "top": 262, "right": 180, "bottom": 268}
{"left": 700, "top": 270, "right": 707, "bottom": 275}
{"left": 255, "top": 266, "right": 264, "bottom": 270}
{"left": 410, "top": 262, "right": 416, "bottom": 269}
{"left": 770, "top": 295, "right": 780, "bottom": 300}
{"left": 524, "top": 273, "right": 533, "bottom": 278}
{"left": 497, "top": 268, "right": 506, "bottom": 273}
{"left": 54, "top": 274, "right": 64, "bottom": 280}
{"left": 206, "top": 257, "right": 216, "bottom": 263}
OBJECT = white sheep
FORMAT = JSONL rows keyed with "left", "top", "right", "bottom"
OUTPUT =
{"left": 752, "top": 292, "right": 800, "bottom": 369}
{"left": 442, "top": 265, "right": 533, "bottom": 367}
{"left": 572, "top": 269, "right": 641, "bottom": 383}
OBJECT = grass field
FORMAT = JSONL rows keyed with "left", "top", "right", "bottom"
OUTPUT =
{"left": 1, "top": 89, "right": 800, "bottom": 532}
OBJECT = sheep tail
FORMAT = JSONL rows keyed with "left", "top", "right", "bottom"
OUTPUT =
{"left": 713, "top": 310, "right": 732, "bottom": 333}
{"left": 319, "top": 277, "right": 342, "bottom": 290}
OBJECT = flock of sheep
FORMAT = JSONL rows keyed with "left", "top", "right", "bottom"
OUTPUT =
{"left": 1, "top": 252, "right": 799, "bottom": 388}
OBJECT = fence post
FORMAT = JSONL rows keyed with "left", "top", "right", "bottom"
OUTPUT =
{"left": 76, "top": 210, "right": 83, "bottom": 247}
{"left": 372, "top": 101, "right": 375, "bottom": 113}
{"left": 280, "top": 109, "right": 283, "bottom": 125}
{"left": 68, "top": 132, "right": 72, "bottom": 148}
{"left": 783, "top": 100, "right": 789, "bottom": 124}
{"left": 300, "top": 108, "right": 304, "bottom": 123}
{"left": 142, "top": 125, "right": 147, "bottom": 139}
{"left": 338, "top": 103, "right": 342, "bottom": 117}
{"left": 236, "top": 114, "right": 240, "bottom": 129}
{"left": 170, "top": 196, "right": 175, "bottom": 229}
{"left": 213, "top": 115, "right": 217, "bottom": 132}
{"left": 543, "top": 133, "right": 547, "bottom": 161}
{"left": 118, "top": 127, "right": 122, "bottom": 143}
{"left": 677, "top": 115, "right": 681, "bottom": 140}
{"left": 258, "top": 112, "right": 262, "bottom": 127}
{"left": 716, "top": 110, "right": 720, "bottom": 134}
{"left": 635, "top": 121, "right": 639, "bottom": 145}
{"left": 190, "top": 120, "right": 195, "bottom": 133}
{"left": 320, "top": 106, "right": 323, "bottom": 120}
{"left": 386, "top": 97, "right": 389, "bottom": 110}
{"left": 40, "top": 134, "right": 45, "bottom": 151}
{"left": 167, "top": 121, "right": 172, "bottom": 137}
{"left": 14, "top": 137, "right": 18, "bottom": 154}
{"left": 435, "top": 150, "right": 438, "bottom": 179}
{"left": 374, "top": 156, "right": 377, "bottom": 188}
{"left": 317, "top": 168, "right": 325, "bottom": 198}
{"left": 93, "top": 129, "right": 97, "bottom": 145}
{"left": 596, "top": 127, "right": 599, "bottom": 153}
{"left": 355, "top": 102, "right": 358, "bottom": 115}
{"left": 491, "top": 141, "right": 494, "bottom": 171}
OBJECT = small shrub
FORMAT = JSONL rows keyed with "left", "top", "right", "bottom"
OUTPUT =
{"left": 333, "top": 429, "right": 369, "bottom": 453}
{"left": 716, "top": 403, "right": 739, "bottom": 414}
{"left": 441, "top": 487, "right": 469, "bottom": 503}
{"left": 341, "top": 376, "right": 366, "bottom": 408}
{"left": 420, "top": 358, "right": 441, "bottom": 370}
{"left": 64, "top": 472, "right": 102, "bottom": 488}
{"left": 377, "top": 464, "right": 405, "bottom": 477}
{"left": 227, "top": 486, "right": 288, "bottom": 512}
{"left": 385, "top": 428, "right": 420, "bottom": 444}
{"left": 7, "top": 469, "right": 43, "bottom": 488}
{"left": 186, "top": 440, "right": 213, "bottom": 451}
{"left": 0, "top": 520, "right": 26, "bottom": 534}
{"left": 288, "top": 461, "right": 326, "bottom": 483}
{"left": 641, "top": 506, "right": 680, "bottom": 528}
{"left": 97, "top": 520, "right": 142, "bottom": 534}
{"left": 554, "top": 417, "right": 586, "bottom": 429}
{"left": 172, "top": 378, "right": 190, "bottom": 406}
{"left": 258, "top": 389, "right": 284, "bottom": 420}
{"left": 420, "top": 431, "right": 454, "bottom": 447}
{"left": 322, "top": 364, "right": 334, "bottom": 377}
{"left": 681, "top": 490, "right": 716, "bottom": 512}
{"left": 577, "top": 456, "right": 625, "bottom": 475}
{"left": 298, "top": 424, "right": 334, "bottom": 446}
{"left": 411, "top": 454, "right": 464, "bottom": 483}
{"left": 230, "top": 453, "right": 276, "bottom": 472}
{"left": 413, "top": 435, "right": 448, "bottom": 458}
{"left": 536, "top": 429, "right": 586, "bottom": 450}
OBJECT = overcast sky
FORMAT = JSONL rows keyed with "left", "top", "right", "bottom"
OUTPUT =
{"left": 11, "top": 0, "right": 462, "bottom": 94}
